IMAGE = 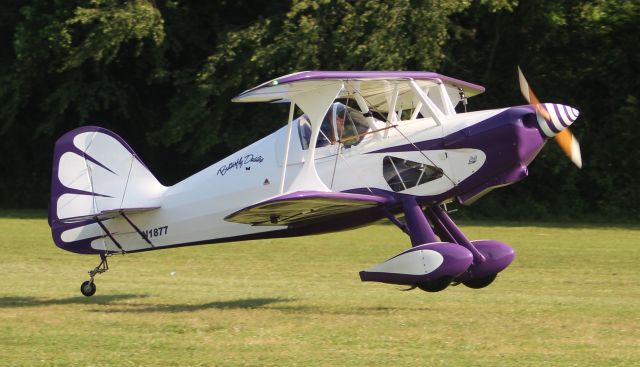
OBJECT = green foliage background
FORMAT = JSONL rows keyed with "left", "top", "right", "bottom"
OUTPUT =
{"left": 1, "top": 0, "right": 637, "bottom": 221}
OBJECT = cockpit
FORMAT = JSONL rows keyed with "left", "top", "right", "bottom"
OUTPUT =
{"left": 298, "top": 102, "right": 370, "bottom": 150}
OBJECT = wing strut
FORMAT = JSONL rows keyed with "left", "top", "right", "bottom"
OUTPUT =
{"left": 95, "top": 218, "right": 126, "bottom": 254}
{"left": 382, "top": 207, "right": 409, "bottom": 235}
{"left": 409, "top": 80, "right": 444, "bottom": 125}
{"left": 120, "top": 212, "right": 154, "bottom": 248}
{"left": 279, "top": 102, "right": 296, "bottom": 194}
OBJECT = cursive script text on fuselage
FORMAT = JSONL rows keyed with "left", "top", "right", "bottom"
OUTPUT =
{"left": 217, "top": 154, "right": 264, "bottom": 176}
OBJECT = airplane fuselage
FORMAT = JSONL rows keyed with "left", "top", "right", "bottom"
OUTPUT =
{"left": 53, "top": 104, "right": 546, "bottom": 254}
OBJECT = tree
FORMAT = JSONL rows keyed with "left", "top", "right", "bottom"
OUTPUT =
{"left": 446, "top": 0, "right": 640, "bottom": 220}
{"left": 1, "top": 0, "right": 636, "bottom": 221}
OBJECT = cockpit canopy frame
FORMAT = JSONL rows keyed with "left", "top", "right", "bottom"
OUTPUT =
{"left": 231, "top": 71, "right": 484, "bottom": 194}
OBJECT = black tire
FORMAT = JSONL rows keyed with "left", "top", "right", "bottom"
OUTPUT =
{"left": 417, "top": 276, "right": 452, "bottom": 293}
{"left": 462, "top": 273, "right": 497, "bottom": 289}
{"left": 80, "top": 281, "right": 97, "bottom": 297}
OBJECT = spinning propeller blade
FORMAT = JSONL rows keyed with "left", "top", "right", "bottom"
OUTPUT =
{"left": 518, "top": 67, "right": 582, "bottom": 168}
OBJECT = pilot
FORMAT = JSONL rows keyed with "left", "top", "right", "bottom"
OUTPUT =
{"left": 334, "top": 104, "right": 359, "bottom": 146}
{"left": 318, "top": 103, "right": 350, "bottom": 146}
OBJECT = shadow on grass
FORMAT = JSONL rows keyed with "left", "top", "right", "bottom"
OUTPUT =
{"left": 92, "top": 297, "right": 293, "bottom": 313}
{"left": 271, "top": 304, "right": 431, "bottom": 315}
{"left": 93, "top": 298, "right": 433, "bottom": 315}
{"left": 0, "top": 294, "right": 148, "bottom": 307}
{"left": 1, "top": 295, "right": 431, "bottom": 314}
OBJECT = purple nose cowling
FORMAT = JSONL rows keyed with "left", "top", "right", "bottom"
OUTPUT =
{"left": 536, "top": 103, "right": 580, "bottom": 138}
{"left": 455, "top": 240, "right": 515, "bottom": 282}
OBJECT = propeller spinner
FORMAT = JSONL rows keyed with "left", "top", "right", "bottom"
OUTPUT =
{"left": 518, "top": 67, "right": 582, "bottom": 168}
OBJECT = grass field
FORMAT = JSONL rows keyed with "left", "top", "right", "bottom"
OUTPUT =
{"left": 1, "top": 212, "right": 638, "bottom": 366}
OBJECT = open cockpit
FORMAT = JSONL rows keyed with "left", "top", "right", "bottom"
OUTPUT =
{"left": 298, "top": 102, "right": 370, "bottom": 149}
{"left": 233, "top": 71, "right": 485, "bottom": 194}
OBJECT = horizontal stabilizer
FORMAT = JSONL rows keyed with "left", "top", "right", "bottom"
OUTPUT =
{"left": 59, "top": 206, "right": 160, "bottom": 224}
{"left": 224, "top": 191, "right": 389, "bottom": 226}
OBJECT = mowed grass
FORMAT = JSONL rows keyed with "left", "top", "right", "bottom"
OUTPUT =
{"left": 0, "top": 213, "right": 638, "bottom": 367}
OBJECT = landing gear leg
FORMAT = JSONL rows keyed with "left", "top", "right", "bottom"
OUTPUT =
{"left": 81, "top": 253, "right": 109, "bottom": 297}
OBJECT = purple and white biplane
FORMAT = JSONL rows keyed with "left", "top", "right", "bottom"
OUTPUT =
{"left": 48, "top": 69, "right": 581, "bottom": 296}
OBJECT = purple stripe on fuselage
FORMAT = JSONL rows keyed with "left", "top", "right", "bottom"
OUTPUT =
{"left": 366, "top": 106, "right": 547, "bottom": 205}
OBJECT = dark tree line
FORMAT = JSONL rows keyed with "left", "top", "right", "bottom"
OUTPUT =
{"left": 1, "top": 0, "right": 638, "bottom": 221}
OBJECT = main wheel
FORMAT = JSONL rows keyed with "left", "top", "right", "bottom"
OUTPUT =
{"left": 80, "top": 281, "right": 97, "bottom": 297}
{"left": 416, "top": 276, "right": 452, "bottom": 293}
{"left": 462, "top": 273, "right": 497, "bottom": 289}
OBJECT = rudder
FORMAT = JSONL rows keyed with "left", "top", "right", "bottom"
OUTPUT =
{"left": 49, "top": 126, "right": 166, "bottom": 253}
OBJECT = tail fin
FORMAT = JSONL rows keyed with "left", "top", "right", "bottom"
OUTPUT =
{"left": 49, "top": 126, "right": 166, "bottom": 252}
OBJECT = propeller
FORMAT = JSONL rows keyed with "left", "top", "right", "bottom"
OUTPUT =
{"left": 517, "top": 67, "right": 582, "bottom": 168}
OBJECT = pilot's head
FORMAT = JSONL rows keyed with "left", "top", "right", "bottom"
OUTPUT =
{"left": 334, "top": 103, "right": 347, "bottom": 134}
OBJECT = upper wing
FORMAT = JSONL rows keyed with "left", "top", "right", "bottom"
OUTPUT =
{"left": 224, "top": 190, "right": 390, "bottom": 226}
{"left": 232, "top": 71, "right": 485, "bottom": 111}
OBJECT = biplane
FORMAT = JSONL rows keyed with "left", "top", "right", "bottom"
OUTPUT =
{"left": 48, "top": 69, "right": 581, "bottom": 296}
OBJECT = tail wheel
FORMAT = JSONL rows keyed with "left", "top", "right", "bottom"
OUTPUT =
{"left": 80, "top": 281, "right": 97, "bottom": 297}
{"left": 417, "top": 276, "right": 452, "bottom": 293}
{"left": 80, "top": 254, "right": 108, "bottom": 297}
{"left": 462, "top": 273, "right": 497, "bottom": 289}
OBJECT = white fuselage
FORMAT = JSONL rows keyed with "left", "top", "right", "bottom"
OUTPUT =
{"left": 91, "top": 108, "right": 504, "bottom": 253}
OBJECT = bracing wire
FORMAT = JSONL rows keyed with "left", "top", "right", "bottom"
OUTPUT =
{"left": 391, "top": 125, "right": 457, "bottom": 186}
{"left": 349, "top": 80, "right": 457, "bottom": 187}
{"left": 119, "top": 155, "right": 135, "bottom": 209}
